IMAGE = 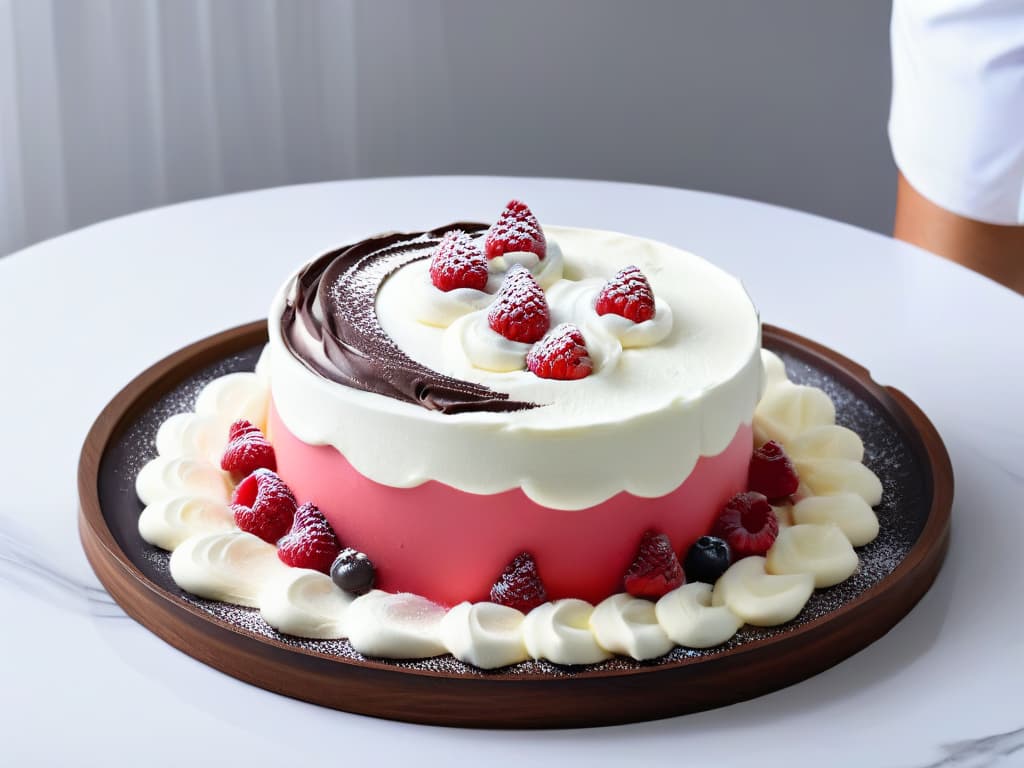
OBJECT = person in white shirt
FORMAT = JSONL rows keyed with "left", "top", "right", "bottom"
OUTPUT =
{"left": 889, "top": 0, "right": 1024, "bottom": 293}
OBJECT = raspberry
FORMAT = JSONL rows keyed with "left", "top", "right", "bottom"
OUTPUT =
{"left": 526, "top": 323, "right": 593, "bottom": 380}
{"left": 220, "top": 419, "right": 276, "bottom": 480}
{"left": 484, "top": 200, "right": 547, "bottom": 260}
{"left": 277, "top": 502, "right": 342, "bottom": 574}
{"left": 428, "top": 229, "right": 489, "bottom": 292}
{"left": 230, "top": 468, "right": 296, "bottom": 544}
{"left": 748, "top": 440, "right": 800, "bottom": 500}
{"left": 487, "top": 264, "right": 550, "bottom": 343}
{"left": 623, "top": 530, "right": 685, "bottom": 599}
{"left": 711, "top": 492, "right": 780, "bottom": 559}
{"left": 490, "top": 552, "right": 547, "bottom": 613}
{"left": 595, "top": 265, "right": 656, "bottom": 323}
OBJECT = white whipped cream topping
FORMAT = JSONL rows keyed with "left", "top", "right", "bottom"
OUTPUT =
{"left": 589, "top": 297, "right": 673, "bottom": 349}
{"left": 485, "top": 242, "right": 565, "bottom": 291}
{"left": 712, "top": 556, "right": 814, "bottom": 626}
{"left": 449, "top": 312, "right": 532, "bottom": 372}
{"left": 439, "top": 602, "right": 529, "bottom": 669}
{"left": 155, "top": 412, "right": 227, "bottom": 463}
{"left": 753, "top": 382, "right": 836, "bottom": 447}
{"left": 792, "top": 493, "right": 880, "bottom": 546}
{"left": 396, "top": 239, "right": 565, "bottom": 328}
{"left": 522, "top": 599, "right": 612, "bottom": 665}
{"left": 135, "top": 456, "right": 231, "bottom": 506}
{"left": 194, "top": 371, "right": 271, "bottom": 433}
{"left": 772, "top": 501, "right": 795, "bottom": 529}
{"left": 795, "top": 457, "right": 884, "bottom": 505}
{"left": 590, "top": 594, "right": 674, "bottom": 660}
{"left": 273, "top": 226, "right": 763, "bottom": 510}
{"left": 137, "top": 286, "right": 887, "bottom": 668}
{"left": 655, "top": 583, "right": 743, "bottom": 648}
{"left": 410, "top": 284, "right": 492, "bottom": 328}
{"left": 169, "top": 531, "right": 290, "bottom": 608}
{"left": 254, "top": 345, "right": 273, "bottom": 380}
{"left": 761, "top": 348, "right": 789, "bottom": 389}
{"left": 786, "top": 424, "right": 865, "bottom": 462}
{"left": 258, "top": 569, "right": 352, "bottom": 640}
{"left": 766, "top": 524, "right": 859, "bottom": 588}
{"left": 138, "top": 496, "right": 234, "bottom": 550}
{"left": 345, "top": 591, "right": 447, "bottom": 659}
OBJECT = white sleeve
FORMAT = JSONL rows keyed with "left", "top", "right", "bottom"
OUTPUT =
{"left": 889, "top": 0, "right": 1024, "bottom": 225}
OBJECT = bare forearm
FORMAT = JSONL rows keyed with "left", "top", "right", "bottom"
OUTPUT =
{"left": 894, "top": 173, "right": 1024, "bottom": 294}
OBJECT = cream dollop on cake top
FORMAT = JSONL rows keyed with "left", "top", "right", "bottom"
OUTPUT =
{"left": 376, "top": 225, "right": 761, "bottom": 430}
{"left": 268, "top": 225, "right": 762, "bottom": 508}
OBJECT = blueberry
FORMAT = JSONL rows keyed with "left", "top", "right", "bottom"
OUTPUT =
{"left": 330, "top": 548, "right": 376, "bottom": 595}
{"left": 683, "top": 536, "right": 732, "bottom": 585}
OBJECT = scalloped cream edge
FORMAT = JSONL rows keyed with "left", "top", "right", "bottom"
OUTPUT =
{"left": 136, "top": 348, "right": 882, "bottom": 668}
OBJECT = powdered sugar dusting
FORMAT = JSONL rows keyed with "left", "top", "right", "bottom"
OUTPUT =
{"left": 484, "top": 200, "right": 547, "bottom": 259}
{"left": 112, "top": 351, "right": 261, "bottom": 486}
{"left": 595, "top": 265, "right": 656, "bottom": 323}
{"left": 487, "top": 265, "right": 550, "bottom": 343}
{"left": 429, "top": 230, "right": 489, "bottom": 292}
{"left": 111, "top": 344, "right": 926, "bottom": 677}
{"left": 526, "top": 323, "right": 593, "bottom": 380}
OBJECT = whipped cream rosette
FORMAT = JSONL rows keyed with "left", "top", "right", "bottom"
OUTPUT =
{"left": 133, "top": 202, "right": 885, "bottom": 669}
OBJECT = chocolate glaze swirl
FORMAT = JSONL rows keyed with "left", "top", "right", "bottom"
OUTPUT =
{"left": 280, "top": 223, "right": 537, "bottom": 414}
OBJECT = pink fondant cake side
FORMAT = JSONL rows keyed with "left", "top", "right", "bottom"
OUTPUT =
{"left": 269, "top": 402, "right": 752, "bottom": 606}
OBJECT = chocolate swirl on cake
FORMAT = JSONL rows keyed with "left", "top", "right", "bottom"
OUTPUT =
{"left": 280, "top": 223, "right": 536, "bottom": 414}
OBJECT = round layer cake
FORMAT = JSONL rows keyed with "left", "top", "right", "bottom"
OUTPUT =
{"left": 266, "top": 209, "right": 763, "bottom": 606}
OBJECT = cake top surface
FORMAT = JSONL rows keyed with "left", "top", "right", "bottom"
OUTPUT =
{"left": 268, "top": 210, "right": 764, "bottom": 508}
{"left": 375, "top": 224, "right": 760, "bottom": 431}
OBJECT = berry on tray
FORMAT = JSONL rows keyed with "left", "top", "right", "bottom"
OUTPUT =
{"left": 682, "top": 536, "right": 732, "bottom": 585}
{"left": 277, "top": 502, "right": 342, "bottom": 574}
{"left": 330, "top": 548, "right": 376, "bottom": 595}
{"left": 748, "top": 440, "right": 800, "bottom": 500}
{"left": 712, "top": 491, "right": 780, "bottom": 559}
{"left": 490, "top": 552, "right": 548, "bottom": 612}
{"left": 487, "top": 264, "right": 550, "bottom": 343}
{"left": 595, "top": 265, "right": 656, "bottom": 323}
{"left": 429, "top": 229, "right": 489, "bottom": 292}
{"left": 526, "top": 323, "right": 593, "bottom": 380}
{"left": 623, "top": 530, "right": 685, "bottom": 599}
{"left": 230, "top": 468, "right": 296, "bottom": 544}
{"left": 484, "top": 200, "right": 547, "bottom": 260}
{"left": 220, "top": 419, "right": 276, "bottom": 480}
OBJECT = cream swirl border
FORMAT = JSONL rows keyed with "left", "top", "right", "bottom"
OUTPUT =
{"left": 136, "top": 349, "right": 883, "bottom": 669}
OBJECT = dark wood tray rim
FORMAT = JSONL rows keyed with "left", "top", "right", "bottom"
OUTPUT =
{"left": 77, "top": 322, "right": 953, "bottom": 726}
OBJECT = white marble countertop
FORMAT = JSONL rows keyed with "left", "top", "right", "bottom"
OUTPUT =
{"left": 2, "top": 177, "right": 1022, "bottom": 767}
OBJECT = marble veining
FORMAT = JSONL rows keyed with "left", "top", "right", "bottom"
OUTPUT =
{"left": 916, "top": 725, "right": 1024, "bottom": 768}
{"left": 0, "top": 515, "right": 125, "bottom": 619}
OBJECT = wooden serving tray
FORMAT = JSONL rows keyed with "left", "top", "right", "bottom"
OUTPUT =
{"left": 78, "top": 322, "right": 952, "bottom": 728}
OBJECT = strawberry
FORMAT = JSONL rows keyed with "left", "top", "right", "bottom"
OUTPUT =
{"left": 711, "top": 492, "right": 780, "bottom": 559}
{"left": 429, "top": 229, "right": 489, "bottom": 292}
{"left": 277, "top": 502, "right": 342, "bottom": 573}
{"left": 231, "top": 468, "right": 296, "bottom": 544}
{"left": 487, "top": 264, "right": 550, "bottom": 343}
{"left": 748, "top": 440, "right": 800, "bottom": 501}
{"left": 484, "top": 200, "right": 547, "bottom": 260}
{"left": 526, "top": 323, "right": 593, "bottom": 380}
{"left": 595, "top": 265, "right": 656, "bottom": 323}
{"left": 220, "top": 419, "right": 276, "bottom": 480}
{"left": 623, "top": 530, "right": 685, "bottom": 599}
{"left": 490, "top": 552, "right": 547, "bottom": 613}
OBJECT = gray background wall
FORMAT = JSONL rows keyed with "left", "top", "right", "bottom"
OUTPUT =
{"left": 0, "top": 0, "right": 896, "bottom": 255}
{"left": 353, "top": 0, "right": 896, "bottom": 232}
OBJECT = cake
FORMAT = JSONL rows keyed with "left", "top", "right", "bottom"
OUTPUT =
{"left": 135, "top": 200, "right": 884, "bottom": 669}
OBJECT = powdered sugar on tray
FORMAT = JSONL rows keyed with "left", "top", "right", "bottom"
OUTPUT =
{"left": 116, "top": 345, "right": 923, "bottom": 676}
